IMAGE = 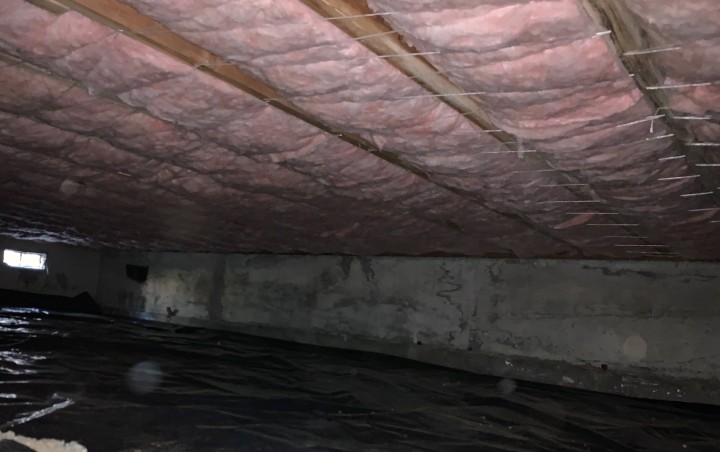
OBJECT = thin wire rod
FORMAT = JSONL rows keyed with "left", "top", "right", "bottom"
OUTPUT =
{"left": 647, "top": 82, "right": 712, "bottom": 90}
{"left": 657, "top": 174, "right": 700, "bottom": 181}
{"left": 587, "top": 223, "right": 639, "bottom": 226}
{"left": 539, "top": 200, "right": 602, "bottom": 204}
{"left": 689, "top": 207, "right": 720, "bottom": 212}
{"left": 624, "top": 46, "right": 681, "bottom": 56}
{"left": 353, "top": 30, "right": 399, "bottom": 41}
{"left": 658, "top": 156, "right": 685, "bottom": 161}
{"left": 396, "top": 91, "right": 488, "bottom": 100}
{"left": 326, "top": 12, "right": 397, "bottom": 20}
{"left": 680, "top": 192, "right": 713, "bottom": 197}
{"left": 378, "top": 51, "right": 440, "bottom": 59}
{"left": 614, "top": 244, "right": 670, "bottom": 247}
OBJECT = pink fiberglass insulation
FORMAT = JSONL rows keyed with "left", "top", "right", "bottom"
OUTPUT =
{"left": 0, "top": 117, "right": 503, "bottom": 256}
{"left": 0, "top": 151, "right": 219, "bottom": 250}
{"left": 0, "top": 0, "right": 575, "bottom": 257}
{"left": 0, "top": 1, "right": 507, "bottom": 256}
{"left": 0, "top": 85, "right": 514, "bottom": 255}
{"left": 369, "top": 0, "right": 720, "bottom": 258}
{"left": 622, "top": 1, "right": 720, "bottom": 158}
{"left": 0, "top": 113, "right": 373, "bottom": 253}
{"left": 115, "top": 0, "right": 640, "bottom": 257}
{"left": 614, "top": 0, "right": 720, "bottom": 257}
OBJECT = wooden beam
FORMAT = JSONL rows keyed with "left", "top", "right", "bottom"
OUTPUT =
{"left": 300, "top": 0, "right": 517, "bottom": 146}
{"left": 48, "top": 0, "right": 585, "bottom": 253}
{"left": 24, "top": 0, "right": 69, "bottom": 15}
{"left": 582, "top": 0, "right": 720, "bottom": 206}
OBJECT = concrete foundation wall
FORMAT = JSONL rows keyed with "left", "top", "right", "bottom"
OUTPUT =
{"left": 0, "top": 237, "right": 101, "bottom": 298}
{"left": 97, "top": 251, "right": 720, "bottom": 404}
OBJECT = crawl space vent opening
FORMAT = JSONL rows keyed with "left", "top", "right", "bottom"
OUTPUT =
{"left": 3, "top": 249, "right": 47, "bottom": 271}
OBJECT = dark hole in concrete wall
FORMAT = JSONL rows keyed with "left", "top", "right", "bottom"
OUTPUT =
{"left": 126, "top": 264, "right": 148, "bottom": 283}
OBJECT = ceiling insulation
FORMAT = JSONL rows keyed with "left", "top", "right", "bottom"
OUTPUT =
{"left": 0, "top": 0, "right": 718, "bottom": 259}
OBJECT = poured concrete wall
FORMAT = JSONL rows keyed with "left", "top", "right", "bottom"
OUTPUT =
{"left": 97, "top": 251, "right": 720, "bottom": 404}
{"left": 0, "top": 237, "right": 101, "bottom": 298}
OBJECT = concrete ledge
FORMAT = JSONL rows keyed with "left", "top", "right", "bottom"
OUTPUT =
{"left": 104, "top": 305, "right": 720, "bottom": 406}
{"left": 98, "top": 252, "right": 720, "bottom": 405}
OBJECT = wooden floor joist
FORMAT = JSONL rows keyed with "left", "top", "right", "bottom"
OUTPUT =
{"left": 49, "top": 0, "right": 583, "bottom": 253}
{"left": 583, "top": 0, "right": 720, "bottom": 206}
{"left": 300, "top": 0, "right": 518, "bottom": 146}
{"left": 25, "top": 0, "right": 69, "bottom": 15}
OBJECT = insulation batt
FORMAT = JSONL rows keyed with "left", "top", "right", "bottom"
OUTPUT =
{"left": 615, "top": 0, "right": 720, "bottom": 257}
{"left": 369, "top": 0, "right": 720, "bottom": 258}
{"left": 0, "top": 0, "right": 573, "bottom": 257}
{"left": 623, "top": 1, "right": 720, "bottom": 155}
{"left": 118, "top": 0, "right": 651, "bottom": 256}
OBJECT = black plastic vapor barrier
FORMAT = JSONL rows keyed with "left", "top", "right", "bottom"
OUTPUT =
{"left": 0, "top": 290, "right": 719, "bottom": 451}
